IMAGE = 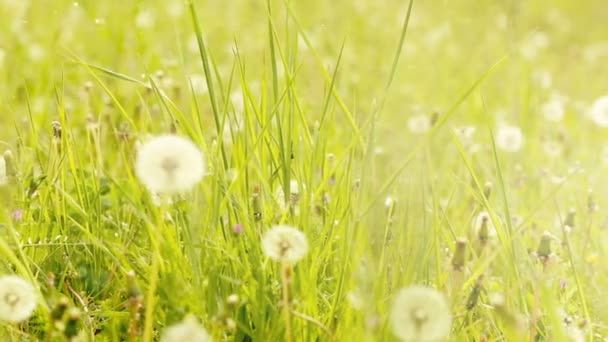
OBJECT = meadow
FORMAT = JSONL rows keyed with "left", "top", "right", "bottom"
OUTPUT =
{"left": 1, "top": 0, "right": 608, "bottom": 341}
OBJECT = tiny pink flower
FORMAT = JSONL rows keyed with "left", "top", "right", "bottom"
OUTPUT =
{"left": 11, "top": 209, "right": 23, "bottom": 222}
{"left": 233, "top": 223, "right": 244, "bottom": 234}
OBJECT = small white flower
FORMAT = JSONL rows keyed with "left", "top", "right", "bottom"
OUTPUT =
{"left": 590, "top": 96, "right": 608, "bottom": 127}
{"left": 0, "top": 275, "right": 37, "bottom": 322}
{"left": 261, "top": 225, "right": 309, "bottom": 264}
{"left": 160, "top": 316, "right": 212, "bottom": 342}
{"left": 390, "top": 286, "right": 452, "bottom": 342}
{"left": 496, "top": 124, "right": 524, "bottom": 152}
{"left": 407, "top": 114, "right": 432, "bottom": 134}
{"left": 135, "top": 134, "right": 205, "bottom": 195}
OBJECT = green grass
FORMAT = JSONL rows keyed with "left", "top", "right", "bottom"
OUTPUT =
{"left": 1, "top": 0, "right": 608, "bottom": 340}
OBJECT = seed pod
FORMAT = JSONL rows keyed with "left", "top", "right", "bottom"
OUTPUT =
{"left": 451, "top": 239, "right": 468, "bottom": 271}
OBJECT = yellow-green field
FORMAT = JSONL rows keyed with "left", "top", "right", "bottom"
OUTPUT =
{"left": 1, "top": 0, "right": 608, "bottom": 341}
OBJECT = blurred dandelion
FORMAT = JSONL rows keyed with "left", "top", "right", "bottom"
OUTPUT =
{"left": 590, "top": 96, "right": 608, "bottom": 127}
{"left": 275, "top": 180, "right": 301, "bottom": 212}
{"left": 472, "top": 211, "right": 497, "bottom": 241}
{"left": 135, "top": 9, "right": 156, "bottom": 29}
{"left": 496, "top": 124, "right": 524, "bottom": 152}
{"left": 0, "top": 275, "right": 37, "bottom": 322}
{"left": 160, "top": 315, "right": 212, "bottom": 342}
{"left": 135, "top": 134, "right": 205, "bottom": 195}
{"left": 542, "top": 137, "right": 563, "bottom": 157}
{"left": 390, "top": 286, "right": 452, "bottom": 342}
{"left": 407, "top": 114, "right": 432, "bottom": 134}
{"left": 0, "top": 155, "right": 6, "bottom": 185}
{"left": 261, "top": 225, "right": 309, "bottom": 264}
{"left": 542, "top": 96, "right": 565, "bottom": 122}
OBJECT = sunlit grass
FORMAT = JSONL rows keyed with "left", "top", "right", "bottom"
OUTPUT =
{"left": 1, "top": 0, "right": 608, "bottom": 341}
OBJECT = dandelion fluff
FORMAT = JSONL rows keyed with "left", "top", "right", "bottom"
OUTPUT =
{"left": 390, "top": 286, "right": 452, "bottom": 342}
{"left": 590, "top": 96, "right": 608, "bottom": 127}
{"left": 496, "top": 124, "right": 524, "bottom": 152}
{"left": 261, "top": 225, "right": 309, "bottom": 264}
{"left": 160, "top": 316, "right": 212, "bottom": 342}
{"left": 0, "top": 275, "right": 37, "bottom": 322}
{"left": 135, "top": 134, "right": 205, "bottom": 195}
{"left": 0, "top": 156, "right": 6, "bottom": 185}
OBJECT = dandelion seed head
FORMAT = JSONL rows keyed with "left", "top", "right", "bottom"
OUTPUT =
{"left": 496, "top": 124, "right": 524, "bottom": 152}
{"left": 590, "top": 96, "right": 608, "bottom": 127}
{"left": 407, "top": 114, "right": 432, "bottom": 134}
{"left": 275, "top": 180, "right": 301, "bottom": 211}
{"left": 0, "top": 275, "right": 37, "bottom": 322}
{"left": 0, "top": 156, "right": 6, "bottom": 185}
{"left": 135, "top": 134, "right": 205, "bottom": 195}
{"left": 390, "top": 286, "right": 452, "bottom": 342}
{"left": 261, "top": 225, "right": 309, "bottom": 264}
{"left": 160, "top": 316, "right": 212, "bottom": 342}
{"left": 472, "top": 211, "right": 497, "bottom": 238}
{"left": 542, "top": 139, "right": 563, "bottom": 158}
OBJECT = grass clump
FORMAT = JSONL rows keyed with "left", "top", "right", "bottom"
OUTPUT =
{"left": 0, "top": 0, "right": 607, "bottom": 341}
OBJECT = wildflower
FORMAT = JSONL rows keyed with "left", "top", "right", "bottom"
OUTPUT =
{"left": 0, "top": 275, "right": 37, "bottom": 322}
{"left": 160, "top": 316, "right": 212, "bottom": 342}
{"left": 407, "top": 114, "right": 432, "bottom": 134}
{"left": 261, "top": 225, "right": 309, "bottom": 264}
{"left": 390, "top": 286, "right": 452, "bottom": 342}
{"left": 496, "top": 124, "right": 524, "bottom": 152}
{"left": 135, "top": 134, "right": 205, "bottom": 195}
{"left": 233, "top": 223, "right": 244, "bottom": 234}
{"left": 11, "top": 209, "right": 23, "bottom": 221}
{"left": 590, "top": 96, "right": 608, "bottom": 127}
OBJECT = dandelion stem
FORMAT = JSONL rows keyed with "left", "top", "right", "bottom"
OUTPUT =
{"left": 281, "top": 263, "right": 293, "bottom": 342}
{"left": 142, "top": 251, "right": 159, "bottom": 342}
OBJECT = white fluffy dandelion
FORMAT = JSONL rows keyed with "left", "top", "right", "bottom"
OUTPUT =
{"left": 590, "top": 96, "right": 608, "bottom": 127}
{"left": 261, "top": 225, "right": 309, "bottom": 264}
{"left": 390, "top": 285, "right": 452, "bottom": 342}
{"left": 160, "top": 316, "right": 212, "bottom": 342}
{"left": 0, "top": 155, "right": 7, "bottom": 185}
{"left": 0, "top": 275, "right": 37, "bottom": 322}
{"left": 496, "top": 124, "right": 524, "bottom": 152}
{"left": 135, "top": 134, "right": 205, "bottom": 195}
